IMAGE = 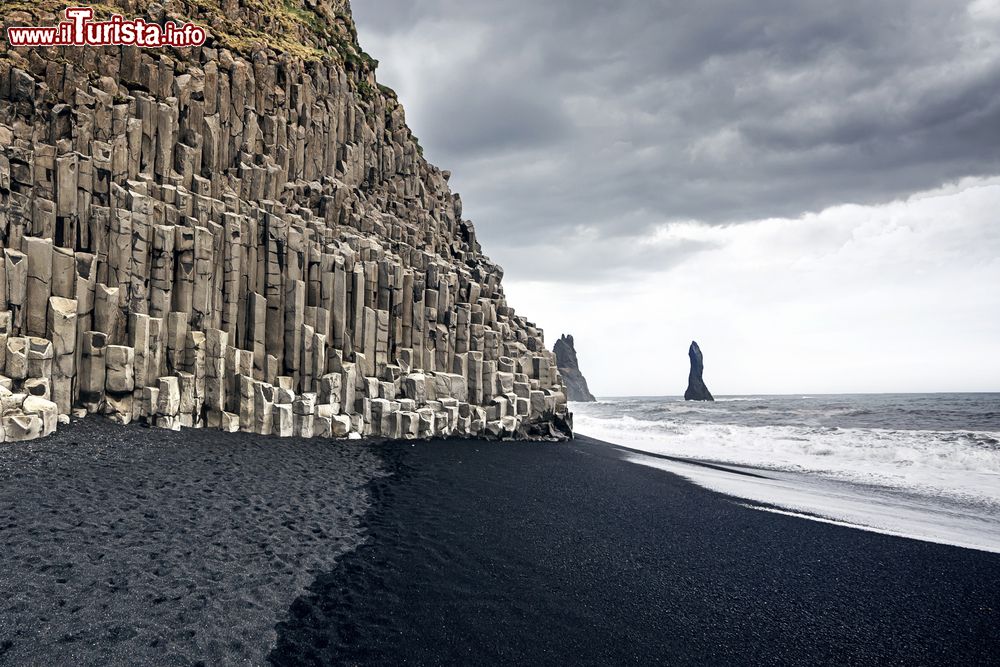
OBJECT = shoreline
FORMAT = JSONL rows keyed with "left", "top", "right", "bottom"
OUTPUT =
{"left": 624, "top": 450, "right": 1000, "bottom": 555}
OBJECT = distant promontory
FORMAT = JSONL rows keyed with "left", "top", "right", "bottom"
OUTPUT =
{"left": 554, "top": 335, "right": 596, "bottom": 402}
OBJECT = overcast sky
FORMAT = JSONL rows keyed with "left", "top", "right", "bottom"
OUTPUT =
{"left": 353, "top": 0, "right": 1000, "bottom": 395}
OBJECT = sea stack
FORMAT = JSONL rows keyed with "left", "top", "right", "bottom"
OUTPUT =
{"left": 553, "top": 334, "right": 596, "bottom": 402}
{"left": 0, "top": 1, "right": 572, "bottom": 442}
{"left": 684, "top": 341, "right": 714, "bottom": 402}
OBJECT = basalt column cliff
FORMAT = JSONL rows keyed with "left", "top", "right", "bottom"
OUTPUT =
{"left": 0, "top": 1, "right": 572, "bottom": 442}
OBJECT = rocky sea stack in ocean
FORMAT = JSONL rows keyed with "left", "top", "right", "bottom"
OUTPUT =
{"left": 684, "top": 341, "right": 714, "bottom": 402}
{"left": 553, "top": 334, "right": 595, "bottom": 402}
{"left": 0, "top": 0, "right": 571, "bottom": 442}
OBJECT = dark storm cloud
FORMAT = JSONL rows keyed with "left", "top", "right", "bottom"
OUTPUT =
{"left": 423, "top": 86, "right": 569, "bottom": 155}
{"left": 352, "top": 0, "right": 1000, "bottom": 279}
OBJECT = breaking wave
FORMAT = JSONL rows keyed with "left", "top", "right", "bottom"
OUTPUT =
{"left": 574, "top": 395, "right": 1000, "bottom": 507}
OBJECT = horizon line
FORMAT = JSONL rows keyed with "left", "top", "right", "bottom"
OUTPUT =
{"left": 584, "top": 391, "right": 1000, "bottom": 400}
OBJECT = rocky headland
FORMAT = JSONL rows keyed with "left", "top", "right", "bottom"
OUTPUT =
{"left": 553, "top": 334, "right": 595, "bottom": 402}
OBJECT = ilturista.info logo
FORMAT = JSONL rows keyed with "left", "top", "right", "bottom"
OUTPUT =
{"left": 6, "top": 7, "right": 207, "bottom": 48}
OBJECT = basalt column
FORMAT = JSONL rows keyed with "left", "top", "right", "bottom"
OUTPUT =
{"left": 0, "top": 0, "right": 572, "bottom": 442}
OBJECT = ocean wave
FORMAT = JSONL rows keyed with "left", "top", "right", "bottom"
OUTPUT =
{"left": 573, "top": 410, "right": 1000, "bottom": 506}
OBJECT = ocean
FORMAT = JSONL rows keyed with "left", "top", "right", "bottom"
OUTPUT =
{"left": 573, "top": 393, "right": 1000, "bottom": 552}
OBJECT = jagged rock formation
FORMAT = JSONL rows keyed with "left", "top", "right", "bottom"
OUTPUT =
{"left": 684, "top": 341, "right": 714, "bottom": 402}
{"left": 0, "top": 1, "right": 572, "bottom": 442}
{"left": 553, "top": 334, "right": 595, "bottom": 402}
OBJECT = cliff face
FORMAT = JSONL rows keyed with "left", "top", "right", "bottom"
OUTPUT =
{"left": 0, "top": 0, "right": 572, "bottom": 441}
{"left": 553, "top": 334, "right": 595, "bottom": 402}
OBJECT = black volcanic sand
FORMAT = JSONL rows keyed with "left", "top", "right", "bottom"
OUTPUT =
{"left": 272, "top": 435, "right": 1000, "bottom": 666}
{"left": 2, "top": 425, "right": 998, "bottom": 665}
{"left": 0, "top": 418, "right": 382, "bottom": 665}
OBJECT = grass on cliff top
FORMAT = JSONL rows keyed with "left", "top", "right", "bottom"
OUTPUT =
{"left": 2, "top": 0, "right": 377, "bottom": 66}
{"left": 2, "top": 1, "right": 124, "bottom": 19}
{"left": 2, "top": 0, "right": 415, "bottom": 152}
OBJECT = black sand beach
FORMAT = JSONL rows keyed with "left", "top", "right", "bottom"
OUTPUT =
{"left": 0, "top": 419, "right": 382, "bottom": 665}
{"left": 2, "top": 425, "right": 998, "bottom": 665}
{"left": 272, "top": 435, "right": 1000, "bottom": 666}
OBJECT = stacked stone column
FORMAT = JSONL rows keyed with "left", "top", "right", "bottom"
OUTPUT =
{"left": 0, "top": 3, "right": 571, "bottom": 443}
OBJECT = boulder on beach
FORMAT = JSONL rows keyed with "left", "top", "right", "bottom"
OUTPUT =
{"left": 553, "top": 335, "right": 596, "bottom": 402}
{"left": 684, "top": 341, "right": 714, "bottom": 402}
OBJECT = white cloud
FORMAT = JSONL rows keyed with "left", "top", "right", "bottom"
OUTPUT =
{"left": 505, "top": 177, "right": 1000, "bottom": 395}
{"left": 969, "top": 0, "right": 1000, "bottom": 21}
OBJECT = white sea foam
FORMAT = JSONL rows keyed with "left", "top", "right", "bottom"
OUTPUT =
{"left": 577, "top": 396, "right": 1000, "bottom": 551}
{"left": 624, "top": 454, "right": 1000, "bottom": 554}
{"left": 574, "top": 407, "right": 1000, "bottom": 507}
